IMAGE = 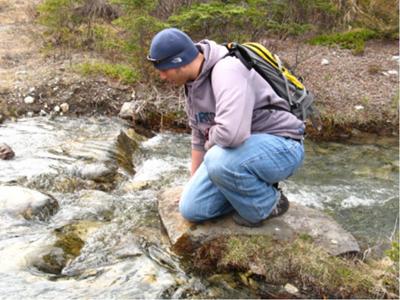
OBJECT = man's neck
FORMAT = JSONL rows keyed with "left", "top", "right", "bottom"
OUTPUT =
{"left": 190, "top": 53, "right": 205, "bottom": 81}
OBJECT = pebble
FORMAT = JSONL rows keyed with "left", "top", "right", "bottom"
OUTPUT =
{"left": 354, "top": 105, "right": 364, "bottom": 110}
{"left": 382, "top": 70, "right": 398, "bottom": 76}
{"left": 28, "top": 87, "right": 35, "bottom": 94}
{"left": 39, "top": 110, "right": 47, "bottom": 116}
{"left": 60, "top": 103, "right": 69, "bottom": 113}
{"left": 284, "top": 283, "right": 299, "bottom": 294}
{"left": 119, "top": 101, "right": 135, "bottom": 119}
{"left": 27, "top": 111, "right": 34, "bottom": 117}
{"left": 24, "top": 96, "right": 35, "bottom": 104}
{"left": 321, "top": 58, "right": 330, "bottom": 65}
{"left": 54, "top": 105, "right": 60, "bottom": 112}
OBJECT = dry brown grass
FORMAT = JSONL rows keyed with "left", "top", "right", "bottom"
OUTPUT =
{"left": 194, "top": 235, "right": 399, "bottom": 299}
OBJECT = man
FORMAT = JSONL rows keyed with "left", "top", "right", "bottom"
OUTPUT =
{"left": 147, "top": 28, "right": 304, "bottom": 227}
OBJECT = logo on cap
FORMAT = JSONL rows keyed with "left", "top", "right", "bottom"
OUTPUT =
{"left": 171, "top": 57, "right": 183, "bottom": 64}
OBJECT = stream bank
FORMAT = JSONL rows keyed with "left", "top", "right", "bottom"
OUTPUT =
{"left": 0, "top": 0, "right": 398, "bottom": 140}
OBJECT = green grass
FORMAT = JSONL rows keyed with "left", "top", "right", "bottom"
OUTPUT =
{"left": 309, "top": 28, "right": 378, "bottom": 54}
{"left": 77, "top": 61, "right": 139, "bottom": 84}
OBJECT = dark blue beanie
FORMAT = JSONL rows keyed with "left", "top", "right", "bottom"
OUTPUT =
{"left": 147, "top": 28, "right": 199, "bottom": 70}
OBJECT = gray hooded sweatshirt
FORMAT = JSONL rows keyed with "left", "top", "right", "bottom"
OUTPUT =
{"left": 185, "top": 40, "right": 305, "bottom": 151}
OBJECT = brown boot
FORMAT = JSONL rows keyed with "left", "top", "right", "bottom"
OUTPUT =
{"left": 232, "top": 191, "right": 290, "bottom": 228}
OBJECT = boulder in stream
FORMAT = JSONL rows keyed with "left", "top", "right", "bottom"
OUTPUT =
{"left": 69, "top": 162, "right": 118, "bottom": 183}
{"left": 156, "top": 187, "right": 399, "bottom": 299}
{"left": 158, "top": 187, "right": 360, "bottom": 257}
{"left": 0, "top": 185, "right": 59, "bottom": 221}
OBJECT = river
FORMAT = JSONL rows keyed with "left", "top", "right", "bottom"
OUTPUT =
{"left": 0, "top": 116, "right": 398, "bottom": 299}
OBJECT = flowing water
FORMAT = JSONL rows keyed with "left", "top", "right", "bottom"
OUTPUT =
{"left": 0, "top": 116, "right": 398, "bottom": 299}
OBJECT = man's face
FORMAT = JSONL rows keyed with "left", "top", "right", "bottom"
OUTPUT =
{"left": 157, "top": 66, "right": 189, "bottom": 86}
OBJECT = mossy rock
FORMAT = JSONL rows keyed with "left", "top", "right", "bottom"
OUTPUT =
{"left": 158, "top": 187, "right": 360, "bottom": 257}
{"left": 33, "top": 221, "right": 101, "bottom": 275}
{"left": 113, "top": 128, "right": 146, "bottom": 174}
{"left": 157, "top": 187, "right": 400, "bottom": 298}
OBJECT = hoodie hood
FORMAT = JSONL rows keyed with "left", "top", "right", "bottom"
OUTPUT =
{"left": 195, "top": 40, "right": 228, "bottom": 80}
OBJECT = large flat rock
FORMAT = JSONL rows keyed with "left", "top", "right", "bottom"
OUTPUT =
{"left": 158, "top": 187, "right": 360, "bottom": 256}
{"left": 0, "top": 185, "right": 59, "bottom": 221}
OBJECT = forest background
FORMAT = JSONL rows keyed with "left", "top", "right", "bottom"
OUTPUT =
{"left": 1, "top": 0, "right": 399, "bottom": 138}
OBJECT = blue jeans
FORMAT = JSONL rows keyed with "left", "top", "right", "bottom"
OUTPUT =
{"left": 179, "top": 134, "right": 304, "bottom": 223}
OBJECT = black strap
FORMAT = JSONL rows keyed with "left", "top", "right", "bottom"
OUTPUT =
{"left": 259, "top": 104, "right": 290, "bottom": 112}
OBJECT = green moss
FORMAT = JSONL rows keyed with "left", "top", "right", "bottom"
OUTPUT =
{"left": 54, "top": 232, "right": 84, "bottom": 257}
{"left": 309, "top": 28, "right": 377, "bottom": 54}
{"left": 223, "top": 236, "right": 274, "bottom": 266}
{"left": 385, "top": 240, "right": 400, "bottom": 263}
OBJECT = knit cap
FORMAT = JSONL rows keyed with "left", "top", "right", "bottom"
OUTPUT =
{"left": 147, "top": 28, "right": 199, "bottom": 70}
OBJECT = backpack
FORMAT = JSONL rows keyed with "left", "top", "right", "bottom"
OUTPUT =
{"left": 224, "top": 42, "right": 320, "bottom": 128}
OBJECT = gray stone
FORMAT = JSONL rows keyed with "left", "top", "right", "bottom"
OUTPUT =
{"left": 24, "top": 95, "right": 35, "bottom": 104}
{"left": 158, "top": 187, "right": 360, "bottom": 256}
{"left": 0, "top": 185, "right": 59, "bottom": 221}
{"left": 60, "top": 102, "right": 69, "bottom": 113}
{"left": 118, "top": 101, "right": 135, "bottom": 119}
{"left": 69, "top": 162, "right": 118, "bottom": 183}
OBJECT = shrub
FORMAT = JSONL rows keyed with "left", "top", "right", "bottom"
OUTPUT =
{"left": 37, "top": 0, "right": 85, "bottom": 47}
{"left": 111, "top": 0, "right": 168, "bottom": 79}
{"left": 38, "top": 0, "right": 120, "bottom": 49}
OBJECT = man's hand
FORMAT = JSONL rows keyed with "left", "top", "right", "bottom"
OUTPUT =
{"left": 0, "top": 143, "right": 15, "bottom": 160}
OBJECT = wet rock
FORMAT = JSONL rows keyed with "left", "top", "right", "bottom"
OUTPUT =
{"left": 158, "top": 187, "right": 360, "bottom": 256}
{"left": 113, "top": 128, "right": 146, "bottom": 174}
{"left": 121, "top": 180, "right": 152, "bottom": 192}
{"left": 69, "top": 162, "right": 118, "bottom": 183}
{"left": 0, "top": 143, "right": 15, "bottom": 160}
{"left": 75, "top": 190, "right": 116, "bottom": 220}
{"left": 32, "top": 220, "right": 101, "bottom": 274}
{"left": 0, "top": 185, "right": 59, "bottom": 221}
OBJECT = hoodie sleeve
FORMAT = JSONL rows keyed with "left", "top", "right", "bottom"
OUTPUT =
{"left": 191, "top": 127, "right": 206, "bottom": 151}
{"left": 207, "top": 57, "right": 255, "bottom": 148}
